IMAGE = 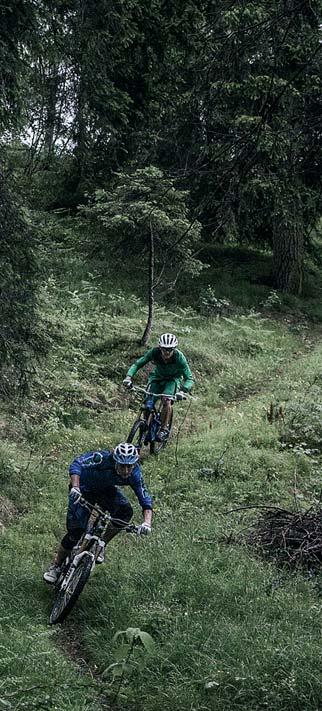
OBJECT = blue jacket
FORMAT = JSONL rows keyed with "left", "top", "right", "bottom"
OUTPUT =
{"left": 69, "top": 450, "right": 153, "bottom": 511}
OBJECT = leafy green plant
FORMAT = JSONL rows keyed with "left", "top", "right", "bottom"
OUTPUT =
{"left": 281, "top": 400, "right": 322, "bottom": 452}
{"left": 106, "top": 290, "right": 142, "bottom": 317}
{"left": 261, "top": 290, "right": 282, "bottom": 310}
{"left": 102, "top": 627, "right": 155, "bottom": 703}
{"left": 198, "top": 286, "right": 232, "bottom": 316}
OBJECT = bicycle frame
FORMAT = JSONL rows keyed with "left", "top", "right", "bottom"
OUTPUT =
{"left": 61, "top": 498, "right": 138, "bottom": 570}
{"left": 126, "top": 385, "right": 179, "bottom": 454}
{"left": 49, "top": 499, "right": 139, "bottom": 624}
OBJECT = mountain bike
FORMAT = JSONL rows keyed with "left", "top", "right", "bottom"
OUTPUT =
{"left": 49, "top": 497, "right": 139, "bottom": 625}
{"left": 126, "top": 385, "right": 187, "bottom": 455}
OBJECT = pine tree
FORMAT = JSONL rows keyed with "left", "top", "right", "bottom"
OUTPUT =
{"left": 0, "top": 1, "right": 45, "bottom": 394}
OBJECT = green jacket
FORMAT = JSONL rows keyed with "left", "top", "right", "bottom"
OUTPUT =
{"left": 127, "top": 348, "right": 194, "bottom": 392}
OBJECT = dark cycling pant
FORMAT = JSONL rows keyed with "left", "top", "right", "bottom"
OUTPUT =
{"left": 61, "top": 486, "right": 133, "bottom": 550}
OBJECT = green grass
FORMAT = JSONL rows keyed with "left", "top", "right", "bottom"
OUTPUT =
{"left": 2, "top": 229, "right": 322, "bottom": 709}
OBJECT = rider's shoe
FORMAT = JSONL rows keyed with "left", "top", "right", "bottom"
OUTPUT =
{"left": 43, "top": 563, "right": 61, "bottom": 584}
{"left": 157, "top": 427, "right": 169, "bottom": 442}
{"left": 96, "top": 543, "right": 105, "bottom": 564}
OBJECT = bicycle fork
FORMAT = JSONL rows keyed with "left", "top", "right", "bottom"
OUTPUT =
{"left": 142, "top": 408, "right": 155, "bottom": 445}
{"left": 59, "top": 534, "right": 104, "bottom": 591}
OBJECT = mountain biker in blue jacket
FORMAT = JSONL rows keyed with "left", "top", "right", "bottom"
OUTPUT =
{"left": 43, "top": 442, "right": 153, "bottom": 584}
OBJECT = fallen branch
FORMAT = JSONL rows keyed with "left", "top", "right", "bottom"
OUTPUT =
{"left": 246, "top": 506, "right": 322, "bottom": 568}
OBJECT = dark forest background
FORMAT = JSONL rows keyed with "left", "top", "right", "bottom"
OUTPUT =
{"left": 1, "top": 0, "right": 321, "bottom": 390}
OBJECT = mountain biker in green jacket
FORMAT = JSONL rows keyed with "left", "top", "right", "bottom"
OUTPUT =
{"left": 123, "top": 333, "right": 194, "bottom": 441}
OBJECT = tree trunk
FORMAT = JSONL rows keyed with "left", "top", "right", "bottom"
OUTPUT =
{"left": 44, "top": 66, "right": 59, "bottom": 162}
{"left": 272, "top": 219, "right": 304, "bottom": 296}
{"left": 140, "top": 223, "right": 154, "bottom": 346}
{"left": 73, "top": 76, "right": 87, "bottom": 180}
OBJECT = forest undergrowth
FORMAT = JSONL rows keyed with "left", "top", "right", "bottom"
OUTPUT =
{"left": 1, "top": 238, "right": 322, "bottom": 710}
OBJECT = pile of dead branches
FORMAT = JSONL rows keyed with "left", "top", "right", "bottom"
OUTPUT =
{"left": 247, "top": 506, "right": 322, "bottom": 569}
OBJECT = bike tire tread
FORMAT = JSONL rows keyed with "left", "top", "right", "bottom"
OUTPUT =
{"left": 49, "top": 553, "right": 93, "bottom": 625}
{"left": 127, "top": 418, "right": 146, "bottom": 447}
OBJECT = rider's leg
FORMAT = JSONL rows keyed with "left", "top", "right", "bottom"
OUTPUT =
{"left": 144, "top": 378, "right": 159, "bottom": 420}
{"left": 43, "top": 530, "right": 83, "bottom": 583}
{"left": 98, "top": 488, "right": 134, "bottom": 547}
{"left": 97, "top": 501, "right": 132, "bottom": 563}
{"left": 43, "top": 499, "right": 90, "bottom": 582}
{"left": 55, "top": 515, "right": 88, "bottom": 564}
{"left": 103, "top": 522, "right": 121, "bottom": 543}
{"left": 161, "top": 397, "right": 173, "bottom": 429}
{"left": 159, "top": 379, "right": 179, "bottom": 432}
{"left": 54, "top": 543, "right": 70, "bottom": 566}
{"left": 43, "top": 541, "right": 70, "bottom": 583}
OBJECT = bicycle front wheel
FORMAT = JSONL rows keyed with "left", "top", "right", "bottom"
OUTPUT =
{"left": 127, "top": 418, "right": 146, "bottom": 448}
{"left": 49, "top": 553, "right": 93, "bottom": 625}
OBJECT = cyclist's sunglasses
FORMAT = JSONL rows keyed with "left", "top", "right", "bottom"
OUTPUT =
{"left": 160, "top": 347, "right": 174, "bottom": 354}
{"left": 116, "top": 462, "right": 135, "bottom": 476}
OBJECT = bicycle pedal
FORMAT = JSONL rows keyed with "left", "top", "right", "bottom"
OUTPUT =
{"left": 157, "top": 429, "right": 169, "bottom": 442}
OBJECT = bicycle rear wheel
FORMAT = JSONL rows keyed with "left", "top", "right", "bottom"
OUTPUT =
{"left": 49, "top": 553, "right": 93, "bottom": 625}
{"left": 150, "top": 411, "right": 173, "bottom": 455}
{"left": 127, "top": 418, "right": 146, "bottom": 448}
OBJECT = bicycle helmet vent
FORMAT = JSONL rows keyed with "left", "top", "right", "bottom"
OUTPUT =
{"left": 158, "top": 333, "right": 178, "bottom": 349}
{"left": 113, "top": 442, "right": 139, "bottom": 465}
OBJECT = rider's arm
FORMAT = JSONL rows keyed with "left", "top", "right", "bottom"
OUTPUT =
{"left": 143, "top": 508, "right": 152, "bottom": 527}
{"left": 68, "top": 458, "right": 81, "bottom": 493}
{"left": 130, "top": 467, "right": 153, "bottom": 513}
{"left": 178, "top": 352, "right": 194, "bottom": 392}
{"left": 68, "top": 450, "right": 104, "bottom": 488}
{"left": 70, "top": 473, "right": 80, "bottom": 488}
{"left": 126, "top": 348, "right": 156, "bottom": 378}
{"left": 69, "top": 457, "right": 82, "bottom": 485}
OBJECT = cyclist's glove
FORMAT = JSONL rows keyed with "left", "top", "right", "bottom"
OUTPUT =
{"left": 69, "top": 486, "right": 81, "bottom": 503}
{"left": 123, "top": 376, "right": 133, "bottom": 389}
{"left": 176, "top": 391, "right": 187, "bottom": 401}
{"left": 137, "top": 523, "right": 151, "bottom": 536}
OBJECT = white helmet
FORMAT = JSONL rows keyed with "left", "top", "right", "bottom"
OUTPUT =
{"left": 158, "top": 333, "right": 178, "bottom": 349}
{"left": 113, "top": 442, "right": 139, "bottom": 465}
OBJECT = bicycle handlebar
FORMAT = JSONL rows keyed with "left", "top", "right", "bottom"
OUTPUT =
{"left": 77, "top": 496, "right": 140, "bottom": 534}
{"left": 126, "top": 384, "right": 195, "bottom": 401}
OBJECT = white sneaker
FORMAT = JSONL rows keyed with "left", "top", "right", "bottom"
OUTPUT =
{"left": 96, "top": 543, "right": 105, "bottom": 564}
{"left": 157, "top": 428, "right": 169, "bottom": 442}
{"left": 43, "top": 563, "right": 61, "bottom": 584}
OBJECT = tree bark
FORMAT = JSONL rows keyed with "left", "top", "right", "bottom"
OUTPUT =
{"left": 140, "top": 222, "right": 154, "bottom": 346}
{"left": 272, "top": 216, "right": 304, "bottom": 296}
{"left": 44, "top": 65, "right": 59, "bottom": 161}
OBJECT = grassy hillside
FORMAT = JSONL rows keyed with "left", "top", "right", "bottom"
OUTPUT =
{"left": 1, "top": 231, "right": 322, "bottom": 710}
